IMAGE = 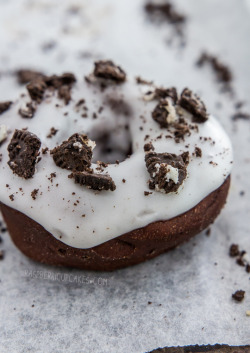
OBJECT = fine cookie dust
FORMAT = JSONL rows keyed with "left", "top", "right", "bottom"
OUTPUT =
{"left": 0, "top": 61, "right": 233, "bottom": 249}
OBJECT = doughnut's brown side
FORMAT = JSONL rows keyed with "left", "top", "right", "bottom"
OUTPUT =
{"left": 0, "top": 176, "right": 230, "bottom": 271}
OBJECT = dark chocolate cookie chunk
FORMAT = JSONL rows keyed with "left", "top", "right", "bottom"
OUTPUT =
{"left": 154, "top": 87, "right": 178, "bottom": 103}
{"left": 50, "top": 133, "right": 94, "bottom": 171}
{"left": 0, "top": 101, "right": 12, "bottom": 115}
{"left": 70, "top": 171, "right": 116, "bottom": 191}
{"left": 179, "top": 88, "right": 208, "bottom": 123}
{"left": 16, "top": 69, "right": 45, "bottom": 84}
{"left": 152, "top": 99, "right": 176, "bottom": 128}
{"left": 145, "top": 2, "right": 186, "bottom": 24}
{"left": 93, "top": 60, "right": 126, "bottom": 83}
{"left": 145, "top": 151, "right": 189, "bottom": 193}
{"left": 7, "top": 129, "right": 41, "bottom": 179}
{"left": 18, "top": 102, "right": 37, "bottom": 119}
{"left": 44, "top": 73, "right": 76, "bottom": 89}
{"left": 26, "top": 79, "right": 47, "bottom": 103}
{"left": 232, "top": 290, "right": 245, "bottom": 302}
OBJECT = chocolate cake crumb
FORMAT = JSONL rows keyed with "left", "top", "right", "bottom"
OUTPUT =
{"left": 18, "top": 102, "right": 37, "bottom": 119}
{"left": 194, "top": 147, "right": 202, "bottom": 158}
{"left": 197, "top": 52, "right": 232, "bottom": 86}
{"left": 122, "top": 179, "right": 126, "bottom": 183}
{"left": 93, "top": 60, "right": 126, "bottom": 83}
{"left": 47, "top": 127, "right": 58, "bottom": 138}
{"left": 7, "top": 129, "right": 41, "bottom": 179}
{"left": 144, "top": 142, "right": 155, "bottom": 152}
{"left": 229, "top": 244, "right": 240, "bottom": 257}
{"left": 50, "top": 133, "right": 94, "bottom": 171}
{"left": 0, "top": 101, "right": 12, "bottom": 115}
{"left": 16, "top": 69, "right": 45, "bottom": 84}
{"left": 145, "top": 151, "right": 189, "bottom": 194}
{"left": 70, "top": 171, "right": 116, "bottom": 191}
{"left": 27, "top": 79, "right": 47, "bottom": 103}
{"left": 179, "top": 88, "right": 208, "bottom": 123}
{"left": 31, "top": 189, "right": 39, "bottom": 200}
{"left": 232, "top": 290, "right": 245, "bottom": 302}
{"left": 144, "top": 191, "right": 153, "bottom": 196}
{"left": 145, "top": 2, "right": 186, "bottom": 24}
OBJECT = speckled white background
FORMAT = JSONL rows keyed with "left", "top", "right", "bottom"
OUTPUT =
{"left": 0, "top": 0, "right": 249, "bottom": 352}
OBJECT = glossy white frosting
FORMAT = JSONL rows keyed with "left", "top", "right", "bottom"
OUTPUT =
{"left": 0, "top": 77, "right": 233, "bottom": 248}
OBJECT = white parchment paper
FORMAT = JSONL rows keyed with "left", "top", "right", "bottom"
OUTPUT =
{"left": 0, "top": 0, "right": 249, "bottom": 352}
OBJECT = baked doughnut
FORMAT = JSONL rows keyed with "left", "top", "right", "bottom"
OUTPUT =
{"left": 0, "top": 61, "right": 233, "bottom": 270}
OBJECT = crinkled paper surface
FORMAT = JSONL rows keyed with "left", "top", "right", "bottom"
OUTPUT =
{"left": 0, "top": 0, "right": 249, "bottom": 352}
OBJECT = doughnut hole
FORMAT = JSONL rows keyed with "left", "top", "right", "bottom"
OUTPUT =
{"left": 89, "top": 124, "right": 133, "bottom": 164}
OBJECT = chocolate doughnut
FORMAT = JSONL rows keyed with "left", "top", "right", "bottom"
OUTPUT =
{"left": 0, "top": 61, "right": 233, "bottom": 270}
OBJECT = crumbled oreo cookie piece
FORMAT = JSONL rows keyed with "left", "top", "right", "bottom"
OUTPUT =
{"left": 229, "top": 244, "right": 240, "bottom": 257}
{"left": 18, "top": 102, "right": 37, "bottom": 118}
{"left": 16, "top": 69, "right": 45, "bottom": 84}
{"left": 145, "top": 2, "right": 186, "bottom": 24}
{"left": 70, "top": 171, "right": 116, "bottom": 191}
{"left": 58, "top": 85, "right": 71, "bottom": 105}
{"left": 154, "top": 87, "right": 178, "bottom": 103}
{"left": 93, "top": 60, "right": 126, "bottom": 83}
{"left": 194, "top": 146, "right": 202, "bottom": 158}
{"left": 232, "top": 290, "right": 245, "bottom": 302}
{"left": 50, "top": 133, "right": 94, "bottom": 171}
{"left": 197, "top": 53, "right": 232, "bottom": 85}
{"left": 179, "top": 88, "right": 208, "bottom": 123}
{"left": 144, "top": 142, "right": 155, "bottom": 152}
{"left": 152, "top": 99, "right": 177, "bottom": 128}
{"left": 145, "top": 151, "right": 189, "bottom": 193}
{"left": 0, "top": 101, "right": 12, "bottom": 115}
{"left": 172, "top": 119, "right": 191, "bottom": 141}
{"left": 7, "top": 129, "right": 41, "bottom": 179}
{"left": 27, "top": 79, "right": 47, "bottom": 103}
{"left": 44, "top": 73, "right": 76, "bottom": 89}
{"left": 47, "top": 127, "right": 58, "bottom": 138}
{"left": 31, "top": 189, "right": 39, "bottom": 200}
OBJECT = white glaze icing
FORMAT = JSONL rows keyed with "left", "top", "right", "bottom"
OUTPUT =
{"left": 0, "top": 76, "right": 233, "bottom": 248}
